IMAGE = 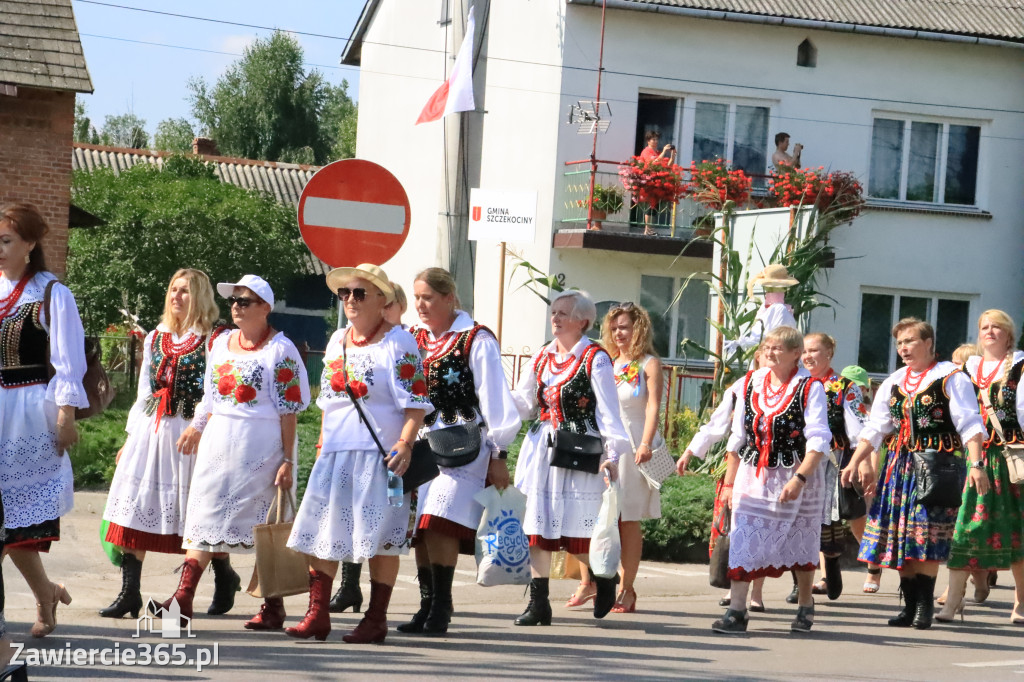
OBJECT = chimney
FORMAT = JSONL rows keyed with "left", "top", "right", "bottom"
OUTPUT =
{"left": 192, "top": 137, "right": 220, "bottom": 157}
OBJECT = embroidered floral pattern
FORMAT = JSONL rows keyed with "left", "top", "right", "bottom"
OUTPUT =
{"left": 321, "top": 351, "right": 376, "bottom": 402}
{"left": 395, "top": 352, "right": 429, "bottom": 401}
{"left": 214, "top": 359, "right": 262, "bottom": 406}
{"left": 274, "top": 358, "right": 304, "bottom": 411}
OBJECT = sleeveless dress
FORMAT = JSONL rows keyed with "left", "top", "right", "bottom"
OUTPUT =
{"left": 102, "top": 325, "right": 209, "bottom": 553}
{"left": 613, "top": 355, "right": 661, "bottom": 521}
{"left": 0, "top": 272, "right": 87, "bottom": 551}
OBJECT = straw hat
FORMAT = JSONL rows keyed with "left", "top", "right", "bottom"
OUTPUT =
{"left": 325, "top": 263, "right": 396, "bottom": 305}
{"left": 747, "top": 263, "right": 799, "bottom": 295}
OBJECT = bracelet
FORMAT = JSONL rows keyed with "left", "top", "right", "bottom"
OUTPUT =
{"left": 397, "top": 438, "right": 409, "bottom": 446}
{"left": 639, "top": 442, "right": 651, "bottom": 451}
{"left": 722, "top": 484, "right": 733, "bottom": 489}
{"left": 315, "top": 444, "right": 322, "bottom": 449}
{"left": 794, "top": 472, "right": 807, "bottom": 483}
{"left": 282, "top": 459, "right": 295, "bottom": 466}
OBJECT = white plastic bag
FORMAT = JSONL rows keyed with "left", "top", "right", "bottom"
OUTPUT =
{"left": 589, "top": 480, "right": 621, "bottom": 579}
{"left": 473, "top": 485, "right": 532, "bottom": 586}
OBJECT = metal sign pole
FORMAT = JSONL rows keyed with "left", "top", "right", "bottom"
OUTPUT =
{"left": 496, "top": 241, "right": 507, "bottom": 346}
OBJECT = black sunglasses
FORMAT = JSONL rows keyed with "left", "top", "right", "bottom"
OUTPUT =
{"left": 337, "top": 287, "right": 383, "bottom": 302}
{"left": 227, "top": 296, "right": 258, "bottom": 308}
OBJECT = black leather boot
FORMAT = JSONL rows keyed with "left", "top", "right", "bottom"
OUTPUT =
{"left": 888, "top": 575, "right": 918, "bottom": 627}
{"left": 514, "top": 578, "right": 552, "bottom": 626}
{"left": 912, "top": 574, "right": 936, "bottom": 630}
{"left": 824, "top": 556, "right": 843, "bottom": 601}
{"left": 423, "top": 564, "right": 455, "bottom": 634}
{"left": 593, "top": 570, "right": 620, "bottom": 619}
{"left": 207, "top": 556, "right": 241, "bottom": 615}
{"left": 329, "top": 561, "right": 364, "bottom": 613}
{"left": 397, "top": 565, "right": 433, "bottom": 633}
{"left": 99, "top": 552, "right": 143, "bottom": 619}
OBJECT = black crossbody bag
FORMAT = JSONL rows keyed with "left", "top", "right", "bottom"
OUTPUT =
{"left": 907, "top": 398, "right": 965, "bottom": 509}
{"left": 421, "top": 422, "right": 482, "bottom": 468}
{"left": 342, "top": 336, "right": 439, "bottom": 490}
{"left": 548, "top": 429, "right": 603, "bottom": 474}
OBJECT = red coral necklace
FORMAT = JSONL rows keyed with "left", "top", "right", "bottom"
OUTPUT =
{"left": 238, "top": 326, "right": 272, "bottom": 351}
{"left": 901, "top": 362, "right": 935, "bottom": 395}
{"left": 0, "top": 273, "right": 32, "bottom": 320}
{"left": 349, "top": 318, "right": 385, "bottom": 347}
{"left": 976, "top": 357, "right": 1004, "bottom": 390}
{"left": 762, "top": 370, "right": 794, "bottom": 409}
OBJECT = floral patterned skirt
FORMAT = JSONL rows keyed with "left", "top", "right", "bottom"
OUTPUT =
{"left": 947, "top": 444, "right": 1024, "bottom": 570}
{"left": 858, "top": 447, "right": 958, "bottom": 569}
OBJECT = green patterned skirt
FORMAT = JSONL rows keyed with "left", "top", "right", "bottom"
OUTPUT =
{"left": 947, "top": 444, "right": 1024, "bottom": 570}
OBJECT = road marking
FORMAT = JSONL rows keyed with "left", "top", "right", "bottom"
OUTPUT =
{"left": 955, "top": 660, "right": 1024, "bottom": 668}
{"left": 641, "top": 565, "right": 706, "bottom": 577}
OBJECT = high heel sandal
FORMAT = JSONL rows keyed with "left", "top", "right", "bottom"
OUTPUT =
{"left": 610, "top": 588, "right": 637, "bottom": 614}
{"left": 1010, "top": 609, "right": 1024, "bottom": 625}
{"left": 31, "top": 582, "right": 72, "bottom": 638}
{"left": 565, "top": 582, "right": 596, "bottom": 608}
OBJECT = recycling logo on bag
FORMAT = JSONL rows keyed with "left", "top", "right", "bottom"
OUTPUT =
{"left": 483, "top": 509, "right": 530, "bottom": 575}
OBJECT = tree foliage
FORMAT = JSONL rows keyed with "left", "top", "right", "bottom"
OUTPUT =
{"left": 100, "top": 112, "right": 150, "bottom": 149}
{"left": 73, "top": 98, "right": 100, "bottom": 144}
{"left": 68, "top": 155, "right": 307, "bottom": 333}
{"left": 153, "top": 118, "right": 196, "bottom": 153}
{"left": 188, "top": 31, "right": 356, "bottom": 164}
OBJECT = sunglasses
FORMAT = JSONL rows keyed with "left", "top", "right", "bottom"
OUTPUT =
{"left": 337, "top": 287, "right": 383, "bottom": 302}
{"left": 227, "top": 296, "right": 258, "bottom": 308}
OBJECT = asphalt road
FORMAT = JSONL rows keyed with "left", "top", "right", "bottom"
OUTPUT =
{"left": 3, "top": 492, "right": 1023, "bottom": 681}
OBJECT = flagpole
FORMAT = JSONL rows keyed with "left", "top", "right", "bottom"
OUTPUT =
{"left": 496, "top": 241, "right": 507, "bottom": 346}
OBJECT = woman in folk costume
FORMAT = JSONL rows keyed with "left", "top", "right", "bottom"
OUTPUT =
{"left": 723, "top": 264, "right": 798, "bottom": 358}
{"left": 101, "top": 269, "right": 243, "bottom": 619}
{"left": 286, "top": 264, "right": 431, "bottom": 643}
{"left": 714, "top": 326, "right": 829, "bottom": 634}
{"left": 156, "top": 275, "right": 310, "bottom": 627}
{"left": 396, "top": 267, "right": 520, "bottom": 635}
{"left": 0, "top": 203, "right": 87, "bottom": 638}
{"left": 512, "top": 290, "right": 631, "bottom": 626}
{"left": 937, "top": 310, "right": 1024, "bottom": 624}
{"left": 842, "top": 318, "right": 986, "bottom": 630}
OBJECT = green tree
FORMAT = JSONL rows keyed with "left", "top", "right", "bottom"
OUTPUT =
{"left": 100, "top": 112, "right": 149, "bottom": 149}
{"left": 68, "top": 155, "right": 307, "bottom": 332}
{"left": 153, "top": 117, "right": 196, "bottom": 153}
{"left": 73, "top": 98, "right": 99, "bottom": 144}
{"left": 189, "top": 31, "right": 328, "bottom": 163}
{"left": 324, "top": 80, "right": 358, "bottom": 160}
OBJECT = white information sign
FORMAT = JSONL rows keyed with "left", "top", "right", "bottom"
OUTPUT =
{"left": 467, "top": 189, "right": 537, "bottom": 243}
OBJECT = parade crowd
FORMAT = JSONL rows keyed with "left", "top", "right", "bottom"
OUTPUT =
{"left": 0, "top": 201, "right": 1021, "bottom": 657}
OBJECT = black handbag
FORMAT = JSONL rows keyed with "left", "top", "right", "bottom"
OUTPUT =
{"left": 422, "top": 423, "right": 482, "bottom": 468}
{"left": 912, "top": 449, "right": 966, "bottom": 508}
{"left": 709, "top": 511, "right": 731, "bottom": 589}
{"left": 837, "top": 481, "right": 867, "bottom": 520}
{"left": 547, "top": 429, "right": 603, "bottom": 474}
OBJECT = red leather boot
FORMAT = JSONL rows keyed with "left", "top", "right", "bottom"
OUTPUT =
{"left": 244, "top": 597, "right": 286, "bottom": 630}
{"left": 285, "top": 570, "right": 333, "bottom": 641}
{"left": 151, "top": 558, "right": 204, "bottom": 623}
{"left": 342, "top": 580, "right": 393, "bottom": 644}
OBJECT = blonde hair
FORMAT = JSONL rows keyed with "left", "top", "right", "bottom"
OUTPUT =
{"left": 162, "top": 269, "right": 218, "bottom": 336}
{"left": 390, "top": 282, "right": 408, "bottom": 314}
{"left": 950, "top": 343, "right": 978, "bottom": 366}
{"left": 414, "top": 267, "right": 461, "bottom": 310}
{"left": 601, "top": 302, "right": 656, "bottom": 360}
{"left": 762, "top": 325, "right": 803, "bottom": 352}
{"left": 804, "top": 332, "right": 836, "bottom": 356}
{"left": 978, "top": 309, "right": 1018, "bottom": 398}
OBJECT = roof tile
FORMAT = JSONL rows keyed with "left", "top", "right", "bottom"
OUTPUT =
{"left": 0, "top": 0, "right": 93, "bottom": 92}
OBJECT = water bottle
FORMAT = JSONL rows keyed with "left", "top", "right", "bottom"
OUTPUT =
{"left": 386, "top": 464, "right": 404, "bottom": 508}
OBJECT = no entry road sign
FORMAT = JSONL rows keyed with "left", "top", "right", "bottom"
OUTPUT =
{"left": 297, "top": 159, "right": 411, "bottom": 268}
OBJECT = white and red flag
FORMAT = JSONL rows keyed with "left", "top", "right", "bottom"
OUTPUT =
{"left": 416, "top": 6, "right": 476, "bottom": 124}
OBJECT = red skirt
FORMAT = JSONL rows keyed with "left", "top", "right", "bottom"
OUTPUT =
{"left": 528, "top": 534, "right": 590, "bottom": 555}
{"left": 727, "top": 562, "right": 816, "bottom": 582}
{"left": 105, "top": 522, "right": 185, "bottom": 554}
{"left": 416, "top": 514, "right": 475, "bottom": 555}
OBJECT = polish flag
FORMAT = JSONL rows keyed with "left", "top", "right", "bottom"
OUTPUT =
{"left": 416, "top": 6, "right": 476, "bottom": 125}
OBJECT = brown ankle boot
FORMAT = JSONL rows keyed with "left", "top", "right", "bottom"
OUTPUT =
{"left": 286, "top": 570, "right": 333, "bottom": 641}
{"left": 244, "top": 597, "right": 286, "bottom": 630}
{"left": 342, "top": 580, "right": 393, "bottom": 644}
{"left": 152, "top": 558, "right": 204, "bottom": 623}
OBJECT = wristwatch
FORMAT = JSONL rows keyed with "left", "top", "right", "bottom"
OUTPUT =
{"left": 970, "top": 460, "right": 985, "bottom": 470}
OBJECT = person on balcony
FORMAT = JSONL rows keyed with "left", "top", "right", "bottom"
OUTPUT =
{"left": 640, "top": 130, "right": 675, "bottom": 165}
{"left": 772, "top": 132, "right": 803, "bottom": 169}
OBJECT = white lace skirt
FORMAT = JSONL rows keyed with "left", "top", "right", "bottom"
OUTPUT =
{"left": 103, "top": 413, "right": 195, "bottom": 537}
{"left": 287, "top": 448, "right": 410, "bottom": 562}
{"left": 182, "top": 415, "right": 289, "bottom": 553}
{"left": 0, "top": 386, "right": 73, "bottom": 529}
{"left": 728, "top": 459, "right": 824, "bottom": 578}
{"left": 415, "top": 430, "right": 490, "bottom": 532}
{"left": 513, "top": 423, "right": 605, "bottom": 541}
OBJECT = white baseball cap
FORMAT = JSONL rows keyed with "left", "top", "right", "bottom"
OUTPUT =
{"left": 216, "top": 274, "right": 275, "bottom": 307}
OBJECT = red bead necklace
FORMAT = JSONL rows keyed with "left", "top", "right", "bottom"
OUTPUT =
{"left": 547, "top": 350, "right": 576, "bottom": 374}
{"left": 237, "top": 326, "right": 272, "bottom": 351}
{"left": 976, "top": 357, "right": 1004, "bottom": 390}
{"left": 901, "top": 361, "right": 936, "bottom": 395}
{"left": 0, "top": 273, "right": 32, "bottom": 320}
{"left": 762, "top": 370, "right": 794, "bottom": 409}
{"left": 161, "top": 330, "right": 201, "bottom": 356}
{"left": 349, "top": 318, "right": 386, "bottom": 347}
{"left": 152, "top": 330, "right": 205, "bottom": 431}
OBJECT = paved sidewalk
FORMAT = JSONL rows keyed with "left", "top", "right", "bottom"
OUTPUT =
{"left": 3, "top": 492, "right": 1023, "bottom": 680}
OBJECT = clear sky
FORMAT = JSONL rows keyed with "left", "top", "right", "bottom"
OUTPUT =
{"left": 72, "top": 0, "right": 364, "bottom": 138}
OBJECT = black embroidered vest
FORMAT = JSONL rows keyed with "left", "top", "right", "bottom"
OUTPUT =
{"left": 886, "top": 372, "right": 963, "bottom": 453}
{"left": 979, "top": 358, "right": 1024, "bottom": 446}
{"left": 0, "top": 301, "right": 49, "bottom": 388}
{"left": 414, "top": 325, "right": 489, "bottom": 427}
{"left": 142, "top": 331, "right": 206, "bottom": 421}
{"left": 738, "top": 375, "right": 812, "bottom": 469}
{"left": 824, "top": 375, "right": 852, "bottom": 451}
{"left": 537, "top": 343, "right": 603, "bottom": 434}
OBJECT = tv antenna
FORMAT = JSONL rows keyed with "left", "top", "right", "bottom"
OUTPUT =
{"left": 567, "top": 100, "right": 611, "bottom": 134}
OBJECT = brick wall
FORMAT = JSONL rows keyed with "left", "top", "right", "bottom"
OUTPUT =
{"left": 0, "top": 87, "right": 75, "bottom": 277}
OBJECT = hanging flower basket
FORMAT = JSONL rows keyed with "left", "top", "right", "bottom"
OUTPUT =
{"left": 768, "top": 166, "right": 865, "bottom": 223}
{"left": 618, "top": 156, "right": 687, "bottom": 208}
{"left": 682, "top": 159, "right": 752, "bottom": 210}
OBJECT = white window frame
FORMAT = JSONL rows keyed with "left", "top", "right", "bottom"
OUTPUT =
{"left": 858, "top": 287, "right": 976, "bottom": 373}
{"left": 640, "top": 273, "right": 710, "bottom": 360}
{"left": 867, "top": 112, "right": 984, "bottom": 208}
